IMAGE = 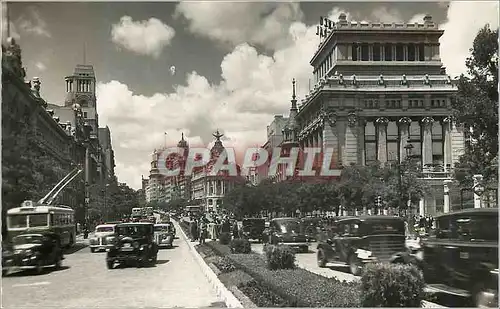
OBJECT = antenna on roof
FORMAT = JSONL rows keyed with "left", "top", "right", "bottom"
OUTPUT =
{"left": 83, "top": 42, "right": 86, "bottom": 65}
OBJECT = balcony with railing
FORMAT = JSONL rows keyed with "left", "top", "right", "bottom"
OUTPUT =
{"left": 419, "top": 164, "right": 453, "bottom": 179}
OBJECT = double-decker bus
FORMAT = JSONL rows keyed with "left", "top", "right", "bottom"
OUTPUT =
{"left": 7, "top": 200, "right": 76, "bottom": 247}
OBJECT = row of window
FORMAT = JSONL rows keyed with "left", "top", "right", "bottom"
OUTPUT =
{"left": 51, "top": 213, "right": 74, "bottom": 226}
{"left": 364, "top": 99, "right": 447, "bottom": 109}
{"left": 315, "top": 48, "right": 336, "bottom": 80}
{"left": 351, "top": 43, "right": 427, "bottom": 62}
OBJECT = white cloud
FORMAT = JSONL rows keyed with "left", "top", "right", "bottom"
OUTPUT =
{"left": 440, "top": 1, "right": 499, "bottom": 78}
{"left": 35, "top": 61, "right": 46, "bottom": 71}
{"left": 16, "top": 6, "right": 51, "bottom": 37}
{"left": 111, "top": 16, "right": 175, "bottom": 58}
{"left": 99, "top": 5, "right": 492, "bottom": 189}
{"left": 175, "top": 2, "right": 304, "bottom": 50}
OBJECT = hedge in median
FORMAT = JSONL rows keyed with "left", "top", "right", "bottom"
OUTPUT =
{"left": 229, "top": 253, "right": 361, "bottom": 307}
{"left": 264, "top": 244, "right": 296, "bottom": 270}
{"left": 360, "top": 263, "right": 425, "bottom": 307}
{"left": 219, "top": 232, "right": 231, "bottom": 245}
{"left": 229, "top": 239, "right": 251, "bottom": 254}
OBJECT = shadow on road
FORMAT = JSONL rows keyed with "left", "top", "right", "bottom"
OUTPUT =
{"left": 162, "top": 245, "right": 179, "bottom": 250}
{"left": 155, "top": 259, "right": 169, "bottom": 265}
{"left": 4, "top": 265, "right": 70, "bottom": 277}
{"left": 64, "top": 242, "right": 88, "bottom": 254}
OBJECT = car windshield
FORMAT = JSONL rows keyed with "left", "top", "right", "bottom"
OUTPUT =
{"left": 96, "top": 226, "right": 114, "bottom": 233}
{"left": 154, "top": 225, "right": 170, "bottom": 232}
{"left": 116, "top": 225, "right": 152, "bottom": 237}
{"left": 8, "top": 215, "right": 27, "bottom": 228}
{"left": 13, "top": 235, "right": 44, "bottom": 245}
{"left": 29, "top": 214, "right": 48, "bottom": 227}
{"left": 277, "top": 220, "right": 302, "bottom": 233}
{"left": 364, "top": 221, "right": 405, "bottom": 235}
{"left": 243, "top": 219, "right": 265, "bottom": 228}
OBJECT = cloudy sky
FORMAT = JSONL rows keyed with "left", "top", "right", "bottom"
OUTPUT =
{"left": 4, "top": 1, "right": 499, "bottom": 189}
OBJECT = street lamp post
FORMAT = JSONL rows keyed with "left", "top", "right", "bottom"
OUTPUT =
{"left": 403, "top": 143, "right": 414, "bottom": 224}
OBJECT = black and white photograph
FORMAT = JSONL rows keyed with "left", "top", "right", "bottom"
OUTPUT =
{"left": 1, "top": 1, "right": 499, "bottom": 308}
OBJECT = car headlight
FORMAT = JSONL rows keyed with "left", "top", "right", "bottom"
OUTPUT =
{"left": 25, "top": 249, "right": 33, "bottom": 255}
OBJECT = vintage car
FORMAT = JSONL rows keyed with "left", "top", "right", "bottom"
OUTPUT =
{"left": 316, "top": 216, "right": 407, "bottom": 275}
{"left": 301, "top": 217, "right": 323, "bottom": 241}
{"left": 263, "top": 217, "right": 311, "bottom": 252}
{"left": 154, "top": 223, "right": 174, "bottom": 248}
{"left": 240, "top": 218, "right": 266, "bottom": 242}
{"left": 3, "top": 233, "right": 64, "bottom": 275}
{"left": 419, "top": 208, "right": 498, "bottom": 307}
{"left": 106, "top": 222, "right": 158, "bottom": 269}
{"left": 89, "top": 224, "right": 116, "bottom": 253}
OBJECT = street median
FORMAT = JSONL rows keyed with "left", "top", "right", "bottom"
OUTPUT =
{"left": 173, "top": 220, "right": 243, "bottom": 308}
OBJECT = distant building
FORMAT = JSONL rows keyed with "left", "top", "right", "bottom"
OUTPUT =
{"left": 190, "top": 130, "right": 245, "bottom": 212}
{"left": 98, "top": 126, "right": 116, "bottom": 182}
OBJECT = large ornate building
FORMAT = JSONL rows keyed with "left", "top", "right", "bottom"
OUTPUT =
{"left": 190, "top": 130, "right": 244, "bottom": 212}
{"left": 265, "top": 14, "right": 467, "bottom": 216}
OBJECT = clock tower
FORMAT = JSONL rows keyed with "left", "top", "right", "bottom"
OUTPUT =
{"left": 64, "top": 64, "right": 99, "bottom": 137}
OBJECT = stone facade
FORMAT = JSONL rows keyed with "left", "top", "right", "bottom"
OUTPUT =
{"left": 1, "top": 38, "right": 88, "bottom": 213}
{"left": 295, "top": 14, "right": 465, "bottom": 216}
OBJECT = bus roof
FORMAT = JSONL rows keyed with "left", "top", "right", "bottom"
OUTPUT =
{"left": 7, "top": 205, "right": 74, "bottom": 215}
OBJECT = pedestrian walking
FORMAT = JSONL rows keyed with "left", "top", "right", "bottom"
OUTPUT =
{"left": 232, "top": 220, "right": 239, "bottom": 239}
{"left": 189, "top": 217, "right": 197, "bottom": 241}
{"left": 199, "top": 220, "right": 207, "bottom": 244}
{"left": 221, "top": 217, "right": 231, "bottom": 233}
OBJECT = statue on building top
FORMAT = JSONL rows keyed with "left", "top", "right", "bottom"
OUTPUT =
{"left": 32, "top": 77, "right": 41, "bottom": 97}
{"left": 213, "top": 130, "right": 224, "bottom": 141}
{"left": 4, "top": 37, "right": 26, "bottom": 79}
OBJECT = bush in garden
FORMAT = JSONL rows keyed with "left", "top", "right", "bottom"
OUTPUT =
{"left": 214, "top": 256, "right": 236, "bottom": 273}
{"left": 238, "top": 280, "right": 292, "bottom": 307}
{"left": 219, "top": 232, "right": 231, "bottom": 245}
{"left": 265, "top": 244, "right": 296, "bottom": 270}
{"left": 229, "top": 239, "right": 251, "bottom": 254}
{"left": 360, "top": 263, "right": 425, "bottom": 307}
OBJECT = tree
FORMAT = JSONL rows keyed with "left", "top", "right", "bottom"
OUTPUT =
{"left": 452, "top": 24, "right": 498, "bottom": 188}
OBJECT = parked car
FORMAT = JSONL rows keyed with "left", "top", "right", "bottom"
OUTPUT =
{"left": 106, "top": 222, "right": 158, "bottom": 269}
{"left": 89, "top": 224, "right": 116, "bottom": 253}
{"left": 154, "top": 223, "right": 174, "bottom": 248}
{"left": 301, "top": 217, "right": 323, "bottom": 241}
{"left": 3, "top": 233, "right": 64, "bottom": 275}
{"left": 419, "top": 208, "right": 498, "bottom": 307}
{"left": 264, "top": 217, "right": 311, "bottom": 252}
{"left": 316, "top": 216, "right": 407, "bottom": 275}
{"left": 240, "top": 218, "right": 266, "bottom": 242}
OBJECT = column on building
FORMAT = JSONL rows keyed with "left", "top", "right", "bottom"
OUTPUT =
{"left": 375, "top": 117, "right": 389, "bottom": 164}
{"left": 421, "top": 117, "right": 434, "bottom": 167}
{"left": 357, "top": 118, "right": 366, "bottom": 166}
{"left": 322, "top": 111, "right": 340, "bottom": 168}
{"left": 398, "top": 117, "right": 412, "bottom": 162}
{"left": 449, "top": 118, "right": 465, "bottom": 164}
{"left": 343, "top": 112, "right": 359, "bottom": 165}
{"left": 442, "top": 117, "right": 452, "bottom": 171}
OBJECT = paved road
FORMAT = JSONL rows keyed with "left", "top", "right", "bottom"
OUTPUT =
{"left": 252, "top": 242, "right": 358, "bottom": 282}
{"left": 3, "top": 233, "right": 223, "bottom": 307}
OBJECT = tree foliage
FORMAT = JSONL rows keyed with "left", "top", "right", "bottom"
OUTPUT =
{"left": 452, "top": 24, "right": 498, "bottom": 187}
{"left": 222, "top": 162, "right": 430, "bottom": 216}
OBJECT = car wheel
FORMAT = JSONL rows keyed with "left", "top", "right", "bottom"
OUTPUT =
{"left": 90, "top": 248, "right": 95, "bottom": 253}
{"left": 34, "top": 261, "right": 44, "bottom": 275}
{"left": 54, "top": 257, "right": 62, "bottom": 270}
{"left": 317, "top": 249, "right": 327, "bottom": 268}
{"left": 349, "top": 255, "right": 362, "bottom": 276}
{"left": 106, "top": 260, "right": 114, "bottom": 269}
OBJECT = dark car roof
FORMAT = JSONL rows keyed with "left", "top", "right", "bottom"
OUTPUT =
{"left": 243, "top": 218, "right": 265, "bottom": 221}
{"left": 335, "top": 216, "right": 404, "bottom": 223}
{"left": 434, "top": 207, "right": 498, "bottom": 219}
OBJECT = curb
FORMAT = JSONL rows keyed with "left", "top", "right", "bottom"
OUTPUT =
{"left": 173, "top": 220, "right": 243, "bottom": 308}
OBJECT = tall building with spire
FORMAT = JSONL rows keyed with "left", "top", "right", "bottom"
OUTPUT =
{"left": 190, "top": 130, "right": 244, "bottom": 212}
